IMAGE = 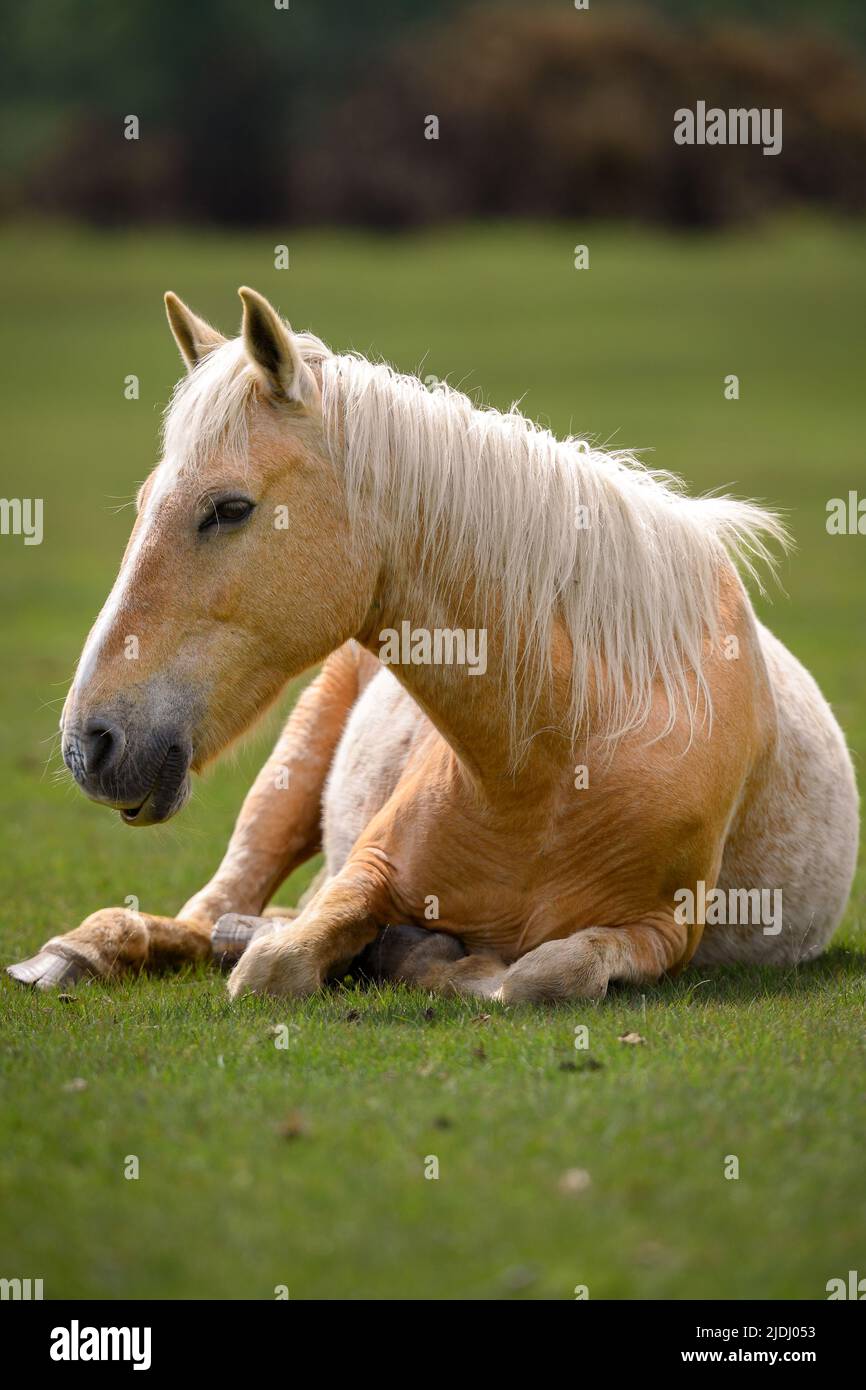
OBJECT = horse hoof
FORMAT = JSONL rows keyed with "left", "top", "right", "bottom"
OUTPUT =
{"left": 6, "top": 951, "right": 91, "bottom": 989}
{"left": 211, "top": 914, "right": 278, "bottom": 964}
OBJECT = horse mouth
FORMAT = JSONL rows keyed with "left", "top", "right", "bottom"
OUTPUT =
{"left": 119, "top": 743, "right": 191, "bottom": 826}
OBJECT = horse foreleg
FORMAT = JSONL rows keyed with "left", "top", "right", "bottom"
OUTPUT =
{"left": 7, "top": 904, "right": 305, "bottom": 990}
{"left": 6, "top": 908, "right": 212, "bottom": 988}
{"left": 357, "top": 924, "right": 508, "bottom": 999}
{"left": 182, "top": 645, "right": 365, "bottom": 929}
{"left": 496, "top": 915, "right": 688, "bottom": 1003}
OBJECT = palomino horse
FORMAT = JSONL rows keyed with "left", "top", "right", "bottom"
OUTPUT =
{"left": 9, "top": 289, "right": 858, "bottom": 1000}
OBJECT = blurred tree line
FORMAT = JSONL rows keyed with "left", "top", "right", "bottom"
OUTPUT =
{"left": 1, "top": 0, "right": 864, "bottom": 227}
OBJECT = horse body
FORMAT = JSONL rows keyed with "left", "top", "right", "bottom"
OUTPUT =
{"left": 320, "top": 613, "right": 856, "bottom": 989}
{"left": 8, "top": 288, "right": 858, "bottom": 1000}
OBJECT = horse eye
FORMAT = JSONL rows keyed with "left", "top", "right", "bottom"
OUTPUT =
{"left": 199, "top": 498, "right": 255, "bottom": 532}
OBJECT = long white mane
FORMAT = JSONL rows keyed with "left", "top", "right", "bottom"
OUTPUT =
{"left": 164, "top": 332, "right": 788, "bottom": 754}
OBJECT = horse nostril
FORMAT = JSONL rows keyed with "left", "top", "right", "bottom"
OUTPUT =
{"left": 81, "top": 717, "right": 125, "bottom": 777}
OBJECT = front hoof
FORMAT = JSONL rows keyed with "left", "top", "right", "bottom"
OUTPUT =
{"left": 226, "top": 934, "right": 323, "bottom": 1000}
{"left": 7, "top": 950, "right": 92, "bottom": 990}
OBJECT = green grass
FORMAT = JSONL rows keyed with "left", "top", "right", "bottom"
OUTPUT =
{"left": 0, "top": 217, "right": 864, "bottom": 1300}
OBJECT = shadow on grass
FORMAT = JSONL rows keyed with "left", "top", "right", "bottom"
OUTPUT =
{"left": 3, "top": 944, "right": 862, "bottom": 1031}
{"left": 632, "top": 944, "right": 865, "bottom": 1009}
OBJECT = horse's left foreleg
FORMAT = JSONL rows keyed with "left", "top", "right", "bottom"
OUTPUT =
{"left": 357, "top": 924, "right": 507, "bottom": 998}
{"left": 181, "top": 645, "right": 365, "bottom": 927}
{"left": 6, "top": 908, "right": 214, "bottom": 988}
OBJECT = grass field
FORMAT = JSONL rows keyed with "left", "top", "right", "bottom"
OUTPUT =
{"left": 0, "top": 218, "right": 864, "bottom": 1300}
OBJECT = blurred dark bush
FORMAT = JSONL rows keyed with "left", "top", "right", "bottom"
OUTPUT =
{"left": 3, "top": 1, "right": 865, "bottom": 228}
{"left": 300, "top": 5, "right": 866, "bottom": 228}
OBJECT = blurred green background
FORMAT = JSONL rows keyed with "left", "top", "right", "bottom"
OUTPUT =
{"left": 0, "top": 1, "right": 864, "bottom": 1301}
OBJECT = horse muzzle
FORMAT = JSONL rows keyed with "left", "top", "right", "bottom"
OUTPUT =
{"left": 61, "top": 716, "right": 193, "bottom": 826}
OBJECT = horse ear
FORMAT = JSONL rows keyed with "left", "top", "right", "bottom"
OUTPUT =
{"left": 164, "top": 293, "right": 226, "bottom": 372}
{"left": 238, "top": 287, "right": 317, "bottom": 407}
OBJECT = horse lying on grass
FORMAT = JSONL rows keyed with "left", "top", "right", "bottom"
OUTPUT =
{"left": 8, "top": 289, "right": 858, "bottom": 1001}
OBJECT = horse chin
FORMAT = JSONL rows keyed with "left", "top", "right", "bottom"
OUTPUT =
{"left": 120, "top": 776, "right": 190, "bottom": 826}
{"left": 119, "top": 746, "right": 192, "bottom": 827}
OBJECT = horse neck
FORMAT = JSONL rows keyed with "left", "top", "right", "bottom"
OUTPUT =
{"left": 357, "top": 537, "right": 568, "bottom": 790}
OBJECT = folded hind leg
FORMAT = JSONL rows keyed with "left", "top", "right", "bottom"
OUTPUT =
{"left": 356, "top": 924, "right": 506, "bottom": 999}
{"left": 497, "top": 916, "right": 688, "bottom": 1004}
